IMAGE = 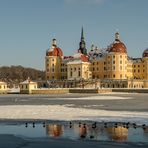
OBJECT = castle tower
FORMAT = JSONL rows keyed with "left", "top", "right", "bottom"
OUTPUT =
{"left": 107, "top": 32, "right": 128, "bottom": 81}
{"left": 142, "top": 48, "right": 148, "bottom": 87}
{"left": 45, "top": 39, "right": 63, "bottom": 80}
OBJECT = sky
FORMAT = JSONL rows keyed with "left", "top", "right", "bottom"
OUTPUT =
{"left": 0, "top": 0, "right": 148, "bottom": 70}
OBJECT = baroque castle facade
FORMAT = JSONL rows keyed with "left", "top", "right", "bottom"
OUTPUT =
{"left": 45, "top": 28, "right": 148, "bottom": 88}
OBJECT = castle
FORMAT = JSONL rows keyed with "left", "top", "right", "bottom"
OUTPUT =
{"left": 45, "top": 28, "right": 148, "bottom": 88}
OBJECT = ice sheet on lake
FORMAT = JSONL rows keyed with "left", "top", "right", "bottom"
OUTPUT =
{"left": 0, "top": 105, "right": 148, "bottom": 124}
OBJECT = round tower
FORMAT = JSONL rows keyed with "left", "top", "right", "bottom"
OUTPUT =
{"left": 107, "top": 32, "right": 128, "bottom": 80}
{"left": 45, "top": 39, "right": 63, "bottom": 80}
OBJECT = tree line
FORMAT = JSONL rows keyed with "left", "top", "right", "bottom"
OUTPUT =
{"left": 0, "top": 65, "right": 45, "bottom": 87}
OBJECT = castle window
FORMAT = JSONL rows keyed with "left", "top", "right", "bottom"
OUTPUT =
{"left": 52, "top": 64, "right": 54, "bottom": 67}
{"left": 78, "top": 71, "right": 81, "bottom": 77}
{"left": 97, "top": 62, "right": 99, "bottom": 65}
{"left": 120, "top": 55, "right": 122, "bottom": 58}
{"left": 52, "top": 59, "right": 54, "bottom": 62}
{"left": 113, "top": 61, "right": 115, "bottom": 64}
{"left": 104, "top": 62, "right": 106, "bottom": 65}
{"left": 74, "top": 67, "right": 76, "bottom": 71}
{"left": 52, "top": 68, "right": 54, "bottom": 72}
{"left": 97, "top": 67, "right": 99, "bottom": 71}
{"left": 113, "top": 55, "right": 115, "bottom": 58}
{"left": 93, "top": 62, "right": 95, "bottom": 65}
{"left": 138, "top": 65, "right": 140, "bottom": 67}
{"left": 52, "top": 76, "right": 54, "bottom": 79}
{"left": 138, "top": 69, "right": 140, "bottom": 73}
{"left": 70, "top": 71, "right": 72, "bottom": 77}
{"left": 93, "top": 67, "right": 95, "bottom": 71}
{"left": 113, "top": 74, "right": 115, "bottom": 78}
{"left": 120, "top": 61, "right": 122, "bottom": 64}
{"left": 120, "top": 74, "right": 122, "bottom": 78}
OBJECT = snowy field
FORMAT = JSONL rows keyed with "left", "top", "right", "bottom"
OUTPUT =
{"left": 0, "top": 104, "right": 148, "bottom": 124}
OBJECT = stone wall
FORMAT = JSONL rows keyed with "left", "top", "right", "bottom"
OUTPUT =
{"left": 0, "top": 90, "right": 7, "bottom": 94}
{"left": 112, "top": 88, "right": 148, "bottom": 93}
{"left": 69, "top": 88, "right": 112, "bottom": 93}
{"left": 31, "top": 88, "right": 112, "bottom": 94}
{"left": 32, "top": 88, "right": 69, "bottom": 94}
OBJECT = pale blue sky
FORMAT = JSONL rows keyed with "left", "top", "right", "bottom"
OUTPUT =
{"left": 0, "top": 0, "right": 148, "bottom": 70}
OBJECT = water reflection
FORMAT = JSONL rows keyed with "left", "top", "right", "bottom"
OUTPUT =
{"left": 0, "top": 122, "right": 148, "bottom": 142}
{"left": 46, "top": 124, "right": 63, "bottom": 137}
{"left": 106, "top": 126, "right": 128, "bottom": 142}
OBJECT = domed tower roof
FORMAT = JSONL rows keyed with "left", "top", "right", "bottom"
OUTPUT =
{"left": 108, "top": 32, "right": 127, "bottom": 54}
{"left": 142, "top": 48, "right": 148, "bottom": 58}
{"left": 46, "top": 39, "right": 63, "bottom": 57}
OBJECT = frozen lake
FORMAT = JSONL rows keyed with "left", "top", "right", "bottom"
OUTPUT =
{"left": 0, "top": 93, "right": 148, "bottom": 147}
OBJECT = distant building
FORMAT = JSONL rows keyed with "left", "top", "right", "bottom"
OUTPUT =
{"left": 0, "top": 81, "right": 7, "bottom": 94}
{"left": 19, "top": 78, "right": 37, "bottom": 94}
{"left": 45, "top": 29, "right": 148, "bottom": 88}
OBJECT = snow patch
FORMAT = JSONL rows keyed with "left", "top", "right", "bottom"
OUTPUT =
{"left": 0, "top": 105, "right": 148, "bottom": 124}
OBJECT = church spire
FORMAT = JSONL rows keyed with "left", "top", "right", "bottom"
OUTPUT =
{"left": 81, "top": 26, "right": 84, "bottom": 41}
{"left": 78, "top": 27, "right": 87, "bottom": 55}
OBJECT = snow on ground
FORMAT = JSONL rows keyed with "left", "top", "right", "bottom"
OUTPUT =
{"left": 74, "top": 96, "right": 132, "bottom": 100}
{"left": 0, "top": 105, "right": 148, "bottom": 124}
{"left": 43, "top": 96, "right": 133, "bottom": 100}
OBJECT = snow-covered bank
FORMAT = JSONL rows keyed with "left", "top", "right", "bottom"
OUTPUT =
{"left": 0, "top": 105, "right": 148, "bottom": 124}
{"left": 54, "top": 96, "right": 133, "bottom": 100}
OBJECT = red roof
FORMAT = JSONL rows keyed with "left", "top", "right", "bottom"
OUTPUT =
{"left": 109, "top": 41, "right": 127, "bottom": 53}
{"left": 46, "top": 47, "right": 63, "bottom": 57}
{"left": 81, "top": 54, "right": 89, "bottom": 62}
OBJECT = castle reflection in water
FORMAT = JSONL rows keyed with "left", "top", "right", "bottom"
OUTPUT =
{"left": 45, "top": 122, "right": 145, "bottom": 142}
